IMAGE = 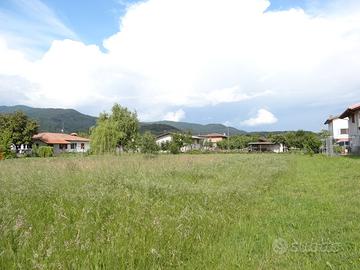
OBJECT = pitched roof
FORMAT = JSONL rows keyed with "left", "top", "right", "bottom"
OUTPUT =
{"left": 248, "top": 138, "right": 277, "bottom": 145}
{"left": 156, "top": 132, "right": 172, "bottom": 139}
{"left": 33, "top": 133, "right": 90, "bottom": 144}
{"left": 340, "top": 103, "right": 360, "bottom": 119}
{"left": 202, "top": 133, "right": 228, "bottom": 138}
{"left": 324, "top": 115, "right": 340, "bottom": 125}
{"left": 248, "top": 141, "right": 277, "bottom": 145}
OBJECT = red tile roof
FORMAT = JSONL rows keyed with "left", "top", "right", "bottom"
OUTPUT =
{"left": 340, "top": 103, "right": 360, "bottom": 118}
{"left": 349, "top": 103, "right": 360, "bottom": 110}
{"left": 33, "top": 133, "right": 90, "bottom": 144}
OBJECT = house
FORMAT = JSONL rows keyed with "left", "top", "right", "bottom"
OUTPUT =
{"left": 182, "top": 135, "right": 203, "bottom": 152}
{"left": 32, "top": 132, "right": 90, "bottom": 154}
{"left": 324, "top": 115, "right": 349, "bottom": 147}
{"left": 155, "top": 133, "right": 173, "bottom": 146}
{"left": 200, "top": 133, "right": 228, "bottom": 147}
{"left": 248, "top": 138, "right": 285, "bottom": 153}
{"left": 155, "top": 133, "right": 203, "bottom": 152}
{"left": 339, "top": 103, "right": 360, "bottom": 154}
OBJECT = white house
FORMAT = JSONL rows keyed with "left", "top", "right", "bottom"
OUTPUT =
{"left": 32, "top": 132, "right": 90, "bottom": 154}
{"left": 324, "top": 116, "right": 349, "bottom": 147}
{"left": 339, "top": 103, "right": 360, "bottom": 154}
{"left": 156, "top": 133, "right": 173, "bottom": 146}
{"left": 248, "top": 138, "right": 285, "bottom": 153}
{"left": 155, "top": 133, "right": 203, "bottom": 152}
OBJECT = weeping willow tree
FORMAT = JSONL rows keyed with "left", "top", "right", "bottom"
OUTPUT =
{"left": 90, "top": 104, "right": 139, "bottom": 154}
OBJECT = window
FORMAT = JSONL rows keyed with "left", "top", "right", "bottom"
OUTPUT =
{"left": 351, "top": 114, "right": 355, "bottom": 123}
{"left": 71, "top": 143, "right": 77, "bottom": 149}
{"left": 340, "top": 129, "right": 348, "bottom": 135}
{"left": 81, "top": 143, "right": 85, "bottom": 150}
{"left": 59, "top": 144, "right": 68, "bottom": 150}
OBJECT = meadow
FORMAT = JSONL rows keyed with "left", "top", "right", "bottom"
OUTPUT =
{"left": 0, "top": 153, "right": 359, "bottom": 269}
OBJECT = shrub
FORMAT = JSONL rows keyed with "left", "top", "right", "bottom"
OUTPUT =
{"left": 160, "top": 141, "right": 170, "bottom": 151}
{"left": 37, "top": 146, "right": 54, "bottom": 158}
{"left": 31, "top": 144, "right": 38, "bottom": 157}
{"left": 0, "top": 144, "right": 16, "bottom": 159}
{"left": 169, "top": 141, "right": 180, "bottom": 154}
{"left": 333, "top": 145, "right": 343, "bottom": 155}
{"left": 140, "top": 132, "right": 159, "bottom": 154}
{"left": 304, "top": 144, "right": 315, "bottom": 156}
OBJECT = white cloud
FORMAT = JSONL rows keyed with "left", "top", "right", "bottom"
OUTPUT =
{"left": 163, "top": 109, "right": 185, "bottom": 122}
{"left": 0, "top": 0, "right": 360, "bottom": 123}
{"left": 241, "top": 109, "right": 278, "bottom": 126}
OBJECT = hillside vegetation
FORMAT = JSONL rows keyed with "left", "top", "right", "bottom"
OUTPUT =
{"left": 0, "top": 105, "right": 96, "bottom": 133}
{"left": 153, "top": 120, "right": 246, "bottom": 135}
{"left": 0, "top": 154, "right": 359, "bottom": 269}
{"left": 0, "top": 105, "right": 243, "bottom": 135}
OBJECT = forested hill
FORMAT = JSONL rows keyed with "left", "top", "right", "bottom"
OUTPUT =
{"left": 0, "top": 105, "right": 97, "bottom": 133}
{"left": 1, "top": 105, "right": 242, "bottom": 135}
{"left": 151, "top": 121, "right": 246, "bottom": 135}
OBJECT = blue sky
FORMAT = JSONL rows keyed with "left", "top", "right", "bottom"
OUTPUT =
{"left": 0, "top": 0, "right": 360, "bottom": 131}
{"left": 0, "top": 0, "right": 316, "bottom": 48}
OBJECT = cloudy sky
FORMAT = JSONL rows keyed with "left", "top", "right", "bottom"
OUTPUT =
{"left": 0, "top": 0, "right": 359, "bottom": 131}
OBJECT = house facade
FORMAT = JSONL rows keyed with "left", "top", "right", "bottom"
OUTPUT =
{"left": 339, "top": 103, "right": 360, "bottom": 154}
{"left": 324, "top": 116, "right": 349, "bottom": 146}
{"left": 155, "top": 133, "right": 173, "bottom": 146}
{"left": 155, "top": 133, "right": 203, "bottom": 152}
{"left": 32, "top": 133, "right": 90, "bottom": 154}
{"left": 182, "top": 136, "right": 203, "bottom": 152}
{"left": 248, "top": 139, "right": 285, "bottom": 153}
{"left": 200, "top": 133, "right": 228, "bottom": 147}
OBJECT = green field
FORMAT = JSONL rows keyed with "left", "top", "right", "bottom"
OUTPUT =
{"left": 0, "top": 154, "right": 359, "bottom": 269}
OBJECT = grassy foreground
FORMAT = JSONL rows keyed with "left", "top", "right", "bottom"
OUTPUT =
{"left": 0, "top": 154, "right": 359, "bottom": 269}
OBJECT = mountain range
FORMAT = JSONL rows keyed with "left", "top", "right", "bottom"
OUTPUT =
{"left": 0, "top": 105, "right": 246, "bottom": 136}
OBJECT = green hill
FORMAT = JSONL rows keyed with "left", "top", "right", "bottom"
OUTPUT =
{"left": 151, "top": 121, "right": 246, "bottom": 135}
{"left": 0, "top": 105, "right": 97, "bottom": 133}
{"left": 0, "top": 105, "right": 245, "bottom": 135}
{"left": 139, "top": 123, "right": 180, "bottom": 135}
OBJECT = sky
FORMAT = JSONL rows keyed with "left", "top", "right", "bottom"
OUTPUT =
{"left": 0, "top": 0, "right": 360, "bottom": 131}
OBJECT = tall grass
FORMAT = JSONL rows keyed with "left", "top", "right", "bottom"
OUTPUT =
{"left": 0, "top": 154, "right": 359, "bottom": 269}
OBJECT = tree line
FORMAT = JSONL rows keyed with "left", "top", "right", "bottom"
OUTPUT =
{"left": 0, "top": 103, "right": 324, "bottom": 159}
{"left": 216, "top": 130, "right": 323, "bottom": 153}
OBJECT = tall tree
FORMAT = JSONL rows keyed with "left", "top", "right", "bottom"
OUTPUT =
{"left": 0, "top": 111, "right": 38, "bottom": 158}
{"left": 90, "top": 104, "right": 139, "bottom": 154}
{"left": 0, "top": 111, "right": 38, "bottom": 145}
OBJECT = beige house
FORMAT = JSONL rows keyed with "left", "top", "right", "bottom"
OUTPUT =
{"left": 200, "top": 133, "right": 228, "bottom": 147}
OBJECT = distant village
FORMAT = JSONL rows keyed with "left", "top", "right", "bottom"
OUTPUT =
{"left": 1, "top": 102, "right": 360, "bottom": 158}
